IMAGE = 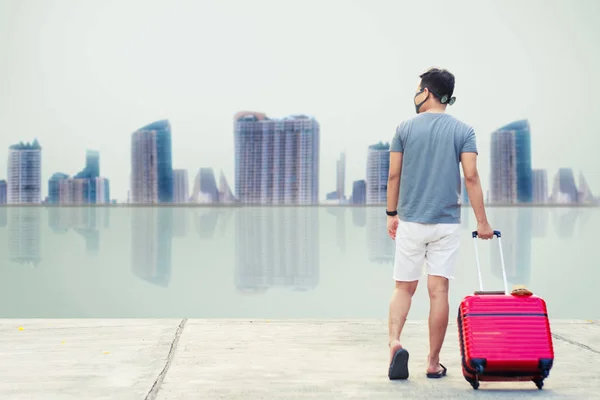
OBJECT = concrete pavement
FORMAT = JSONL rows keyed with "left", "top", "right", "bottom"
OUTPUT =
{"left": 0, "top": 319, "right": 179, "bottom": 400}
{"left": 1, "top": 319, "right": 599, "bottom": 399}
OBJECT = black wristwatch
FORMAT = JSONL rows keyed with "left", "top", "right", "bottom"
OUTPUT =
{"left": 386, "top": 210, "right": 398, "bottom": 217}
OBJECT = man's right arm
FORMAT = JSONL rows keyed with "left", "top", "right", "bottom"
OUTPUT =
{"left": 461, "top": 152, "right": 489, "bottom": 225}
{"left": 460, "top": 129, "right": 493, "bottom": 239}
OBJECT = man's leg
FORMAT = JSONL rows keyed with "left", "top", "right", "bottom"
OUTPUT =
{"left": 424, "top": 223, "right": 461, "bottom": 376}
{"left": 388, "top": 221, "right": 426, "bottom": 379}
{"left": 426, "top": 275, "right": 449, "bottom": 375}
{"left": 388, "top": 280, "right": 419, "bottom": 355}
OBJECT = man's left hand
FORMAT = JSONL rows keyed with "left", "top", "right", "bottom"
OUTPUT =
{"left": 387, "top": 215, "right": 399, "bottom": 240}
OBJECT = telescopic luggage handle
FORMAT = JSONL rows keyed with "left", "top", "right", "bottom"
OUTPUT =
{"left": 471, "top": 230, "right": 509, "bottom": 295}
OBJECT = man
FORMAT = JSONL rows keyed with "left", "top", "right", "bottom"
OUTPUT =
{"left": 385, "top": 67, "right": 494, "bottom": 380}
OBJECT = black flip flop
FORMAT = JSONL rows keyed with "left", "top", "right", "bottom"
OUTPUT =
{"left": 388, "top": 348, "right": 409, "bottom": 380}
{"left": 426, "top": 364, "right": 447, "bottom": 379}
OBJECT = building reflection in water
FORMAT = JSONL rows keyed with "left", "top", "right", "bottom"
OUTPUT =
{"left": 354, "top": 207, "right": 473, "bottom": 265}
{"left": 48, "top": 207, "right": 70, "bottom": 234}
{"left": 0, "top": 206, "right": 6, "bottom": 228}
{"left": 218, "top": 207, "right": 234, "bottom": 236}
{"left": 8, "top": 207, "right": 41, "bottom": 266}
{"left": 576, "top": 208, "right": 590, "bottom": 236}
{"left": 172, "top": 207, "right": 187, "bottom": 238}
{"left": 366, "top": 207, "right": 394, "bottom": 264}
{"left": 47, "top": 207, "right": 110, "bottom": 254}
{"left": 351, "top": 207, "right": 366, "bottom": 228}
{"left": 552, "top": 207, "right": 580, "bottom": 239}
{"left": 488, "top": 207, "right": 537, "bottom": 286}
{"left": 325, "top": 207, "right": 346, "bottom": 253}
{"left": 195, "top": 208, "right": 219, "bottom": 239}
{"left": 531, "top": 207, "right": 549, "bottom": 238}
{"left": 131, "top": 207, "right": 173, "bottom": 287}
{"left": 235, "top": 207, "right": 319, "bottom": 294}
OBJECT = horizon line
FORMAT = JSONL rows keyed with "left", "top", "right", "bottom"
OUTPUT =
{"left": 0, "top": 204, "right": 597, "bottom": 208}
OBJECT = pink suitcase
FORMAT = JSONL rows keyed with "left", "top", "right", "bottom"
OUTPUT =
{"left": 457, "top": 230, "right": 554, "bottom": 390}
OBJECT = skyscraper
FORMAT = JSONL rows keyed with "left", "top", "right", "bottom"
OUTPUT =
{"left": 234, "top": 112, "right": 320, "bottom": 205}
{"left": 70, "top": 179, "right": 89, "bottom": 204}
{"left": 172, "top": 169, "right": 189, "bottom": 204}
{"left": 130, "top": 120, "right": 173, "bottom": 204}
{"left": 7, "top": 139, "right": 42, "bottom": 204}
{"left": 512, "top": 120, "right": 533, "bottom": 203}
{"left": 48, "top": 173, "right": 69, "bottom": 204}
{"left": 57, "top": 179, "right": 73, "bottom": 204}
{"left": 0, "top": 180, "right": 7, "bottom": 205}
{"left": 49, "top": 150, "right": 109, "bottom": 205}
{"left": 366, "top": 142, "right": 390, "bottom": 205}
{"left": 532, "top": 169, "right": 548, "bottom": 204}
{"left": 578, "top": 171, "right": 594, "bottom": 204}
{"left": 489, "top": 120, "right": 532, "bottom": 204}
{"left": 351, "top": 180, "right": 366, "bottom": 205}
{"left": 336, "top": 152, "right": 346, "bottom": 201}
{"left": 490, "top": 129, "right": 516, "bottom": 203}
{"left": 85, "top": 150, "right": 100, "bottom": 178}
{"left": 325, "top": 191, "right": 339, "bottom": 201}
{"left": 218, "top": 170, "right": 237, "bottom": 203}
{"left": 95, "top": 177, "right": 110, "bottom": 204}
{"left": 72, "top": 150, "right": 102, "bottom": 204}
{"left": 551, "top": 168, "right": 578, "bottom": 204}
{"left": 190, "top": 168, "right": 219, "bottom": 203}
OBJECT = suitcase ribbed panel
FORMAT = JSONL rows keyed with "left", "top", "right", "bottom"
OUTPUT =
{"left": 462, "top": 295, "right": 549, "bottom": 314}
{"left": 459, "top": 295, "right": 554, "bottom": 371}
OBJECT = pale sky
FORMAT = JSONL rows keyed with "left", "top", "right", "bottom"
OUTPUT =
{"left": 1, "top": 0, "right": 599, "bottom": 202}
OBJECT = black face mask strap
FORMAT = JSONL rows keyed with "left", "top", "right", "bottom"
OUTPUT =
{"left": 429, "top": 89, "right": 456, "bottom": 106}
{"left": 414, "top": 88, "right": 429, "bottom": 113}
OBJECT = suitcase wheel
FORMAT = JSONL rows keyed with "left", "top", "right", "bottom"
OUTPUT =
{"left": 533, "top": 378, "right": 544, "bottom": 390}
{"left": 467, "top": 376, "right": 480, "bottom": 390}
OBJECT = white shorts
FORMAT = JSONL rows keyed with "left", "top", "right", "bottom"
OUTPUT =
{"left": 393, "top": 220, "right": 461, "bottom": 282}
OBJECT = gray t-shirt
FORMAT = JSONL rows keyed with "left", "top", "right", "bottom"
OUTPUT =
{"left": 390, "top": 112, "right": 478, "bottom": 224}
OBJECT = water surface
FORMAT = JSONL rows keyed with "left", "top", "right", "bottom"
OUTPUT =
{"left": 0, "top": 206, "right": 596, "bottom": 319}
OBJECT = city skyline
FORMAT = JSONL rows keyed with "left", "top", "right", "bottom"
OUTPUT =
{"left": 1, "top": 1, "right": 599, "bottom": 205}
{"left": 1, "top": 114, "right": 597, "bottom": 205}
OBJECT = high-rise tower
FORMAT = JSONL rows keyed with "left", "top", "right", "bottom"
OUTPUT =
{"left": 7, "top": 139, "right": 42, "bottom": 204}
{"left": 366, "top": 142, "right": 390, "bottom": 205}
{"left": 234, "top": 112, "right": 319, "bottom": 205}
{"left": 130, "top": 120, "right": 173, "bottom": 204}
{"left": 490, "top": 120, "right": 532, "bottom": 204}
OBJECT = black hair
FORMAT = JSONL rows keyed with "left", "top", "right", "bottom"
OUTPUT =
{"left": 419, "top": 68, "right": 455, "bottom": 100}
